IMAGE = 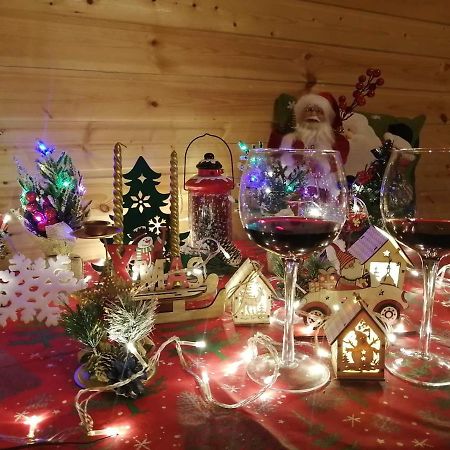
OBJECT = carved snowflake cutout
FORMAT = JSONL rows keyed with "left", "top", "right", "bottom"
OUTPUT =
{"left": 0, "top": 254, "right": 86, "bottom": 327}
{"left": 148, "top": 216, "right": 165, "bottom": 235}
{"left": 130, "top": 192, "right": 151, "bottom": 213}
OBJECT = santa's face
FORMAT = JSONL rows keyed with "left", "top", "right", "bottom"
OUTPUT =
{"left": 300, "top": 104, "right": 326, "bottom": 124}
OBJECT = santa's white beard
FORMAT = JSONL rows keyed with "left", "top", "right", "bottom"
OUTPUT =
{"left": 295, "top": 121, "right": 335, "bottom": 149}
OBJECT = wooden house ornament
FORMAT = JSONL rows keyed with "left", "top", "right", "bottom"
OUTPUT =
{"left": 226, "top": 259, "right": 275, "bottom": 324}
{"left": 324, "top": 299, "right": 387, "bottom": 380}
{"left": 347, "top": 226, "right": 412, "bottom": 290}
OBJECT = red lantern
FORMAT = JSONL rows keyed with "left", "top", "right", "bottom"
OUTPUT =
{"left": 184, "top": 134, "right": 235, "bottom": 247}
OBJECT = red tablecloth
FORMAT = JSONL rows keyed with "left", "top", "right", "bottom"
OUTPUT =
{"left": 0, "top": 244, "right": 449, "bottom": 450}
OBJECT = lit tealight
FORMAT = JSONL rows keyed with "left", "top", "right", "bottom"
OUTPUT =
{"left": 332, "top": 304, "right": 340, "bottom": 311}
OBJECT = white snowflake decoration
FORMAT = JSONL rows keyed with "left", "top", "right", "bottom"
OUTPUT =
{"left": 130, "top": 192, "right": 151, "bottom": 213}
{"left": 148, "top": 216, "right": 165, "bottom": 235}
{"left": 0, "top": 254, "right": 86, "bottom": 327}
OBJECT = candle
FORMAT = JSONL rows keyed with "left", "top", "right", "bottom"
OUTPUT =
{"left": 169, "top": 149, "right": 180, "bottom": 258}
{"left": 113, "top": 142, "right": 125, "bottom": 244}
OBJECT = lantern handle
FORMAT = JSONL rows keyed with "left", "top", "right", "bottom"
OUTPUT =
{"left": 183, "top": 133, "right": 235, "bottom": 190}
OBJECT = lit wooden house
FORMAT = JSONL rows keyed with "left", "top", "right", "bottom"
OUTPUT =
{"left": 347, "top": 226, "right": 412, "bottom": 290}
{"left": 226, "top": 259, "right": 275, "bottom": 324}
{"left": 324, "top": 299, "right": 386, "bottom": 380}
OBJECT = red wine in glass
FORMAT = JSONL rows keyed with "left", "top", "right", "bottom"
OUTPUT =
{"left": 385, "top": 218, "right": 450, "bottom": 259}
{"left": 245, "top": 217, "right": 341, "bottom": 257}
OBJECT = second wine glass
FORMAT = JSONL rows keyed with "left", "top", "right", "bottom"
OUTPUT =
{"left": 240, "top": 148, "right": 348, "bottom": 392}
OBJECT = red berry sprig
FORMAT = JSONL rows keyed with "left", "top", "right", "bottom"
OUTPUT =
{"left": 338, "top": 68, "right": 384, "bottom": 123}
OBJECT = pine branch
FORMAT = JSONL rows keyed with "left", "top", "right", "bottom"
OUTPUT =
{"left": 104, "top": 294, "right": 158, "bottom": 345}
{"left": 59, "top": 302, "right": 105, "bottom": 350}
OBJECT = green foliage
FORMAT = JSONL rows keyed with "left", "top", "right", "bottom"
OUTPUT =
{"left": 15, "top": 143, "right": 90, "bottom": 237}
{"left": 59, "top": 301, "right": 105, "bottom": 350}
{"left": 104, "top": 294, "right": 158, "bottom": 345}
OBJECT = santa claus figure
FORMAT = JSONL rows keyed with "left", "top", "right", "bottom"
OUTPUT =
{"left": 278, "top": 92, "right": 350, "bottom": 164}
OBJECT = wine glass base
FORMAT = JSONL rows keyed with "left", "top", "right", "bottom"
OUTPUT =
{"left": 386, "top": 347, "right": 450, "bottom": 387}
{"left": 247, "top": 352, "right": 330, "bottom": 393}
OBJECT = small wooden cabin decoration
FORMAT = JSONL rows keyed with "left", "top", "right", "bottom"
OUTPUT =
{"left": 346, "top": 226, "right": 412, "bottom": 289}
{"left": 324, "top": 299, "right": 387, "bottom": 380}
{"left": 226, "top": 259, "right": 275, "bottom": 324}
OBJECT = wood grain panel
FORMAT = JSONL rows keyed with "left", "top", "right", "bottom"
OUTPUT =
{"left": 0, "top": 0, "right": 449, "bottom": 58}
{"left": 306, "top": 0, "right": 450, "bottom": 24}
{"left": 0, "top": 14, "right": 449, "bottom": 92}
{"left": 0, "top": 68, "right": 449, "bottom": 124}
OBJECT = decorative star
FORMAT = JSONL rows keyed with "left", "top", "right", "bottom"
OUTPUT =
{"left": 412, "top": 439, "right": 432, "bottom": 448}
{"left": 383, "top": 250, "right": 391, "bottom": 257}
{"left": 343, "top": 414, "right": 361, "bottom": 427}
{"left": 134, "top": 435, "right": 151, "bottom": 450}
{"left": 14, "top": 411, "right": 30, "bottom": 422}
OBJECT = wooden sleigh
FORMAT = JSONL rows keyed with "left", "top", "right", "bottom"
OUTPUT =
{"left": 136, "top": 273, "right": 226, "bottom": 323}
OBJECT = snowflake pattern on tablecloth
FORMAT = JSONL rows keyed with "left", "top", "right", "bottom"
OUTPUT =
{"left": 0, "top": 254, "right": 85, "bottom": 327}
{"left": 148, "top": 216, "right": 165, "bottom": 235}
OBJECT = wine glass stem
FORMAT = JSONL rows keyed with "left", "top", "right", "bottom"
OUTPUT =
{"left": 281, "top": 259, "right": 299, "bottom": 367}
{"left": 419, "top": 258, "right": 438, "bottom": 357}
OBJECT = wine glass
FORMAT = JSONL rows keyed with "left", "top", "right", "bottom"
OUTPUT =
{"left": 381, "top": 148, "right": 450, "bottom": 387}
{"left": 240, "top": 148, "right": 348, "bottom": 392}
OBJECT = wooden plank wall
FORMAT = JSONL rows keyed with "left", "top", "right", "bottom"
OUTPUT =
{"left": 0, "top": 0, "right": 449, "bottom": 260}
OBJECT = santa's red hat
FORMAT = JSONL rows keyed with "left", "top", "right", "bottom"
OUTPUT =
{"left": 294, "top": 92, "right": 342, "bottom": 130}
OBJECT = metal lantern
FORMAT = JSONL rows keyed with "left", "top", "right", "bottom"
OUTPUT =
{"left": 184, "top": 134, "right": 235, "bottom": 248}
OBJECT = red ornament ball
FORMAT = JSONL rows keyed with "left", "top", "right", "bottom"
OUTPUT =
{"left": 357, "top": 97, "right": 366, "bottom": 106}
{"left": 44, "top": 207, "right": 58, "bottom": 221}
{"left": 33, "top": 211, "right": 47, "bottom": 224}
{"left": 373, "top": 68, "right": 381, "bottom": 77}
{"left": 369, "top": 83, "right": 377, "bottom": 91}
{"left": 367, "top": 91, "right": 376, "bottom": 98}
{"left": 355, "top": 82, "right": 364, "bottom": 90}
{"left": 26, "top": 202, "right": 38, "bottom": 212}
{"left": 37, "top": 222, "right": 47, "bottom": 233}
{"left": 366, "top": 68, "right": 374, "bottom": 76}
{"left": 25, "top": 192, "right": 37, "bottom": 203}
{"left": 46, "top": 217, "right": 57, "bottom": 226}
{"left": 358, "top": 75, "right": 367, "bottom": 82}
{"left": 352, "top": 90, "right": 359, "bottom": 98}
{"left": 338, "top": 95, "right": 346, "bottom": 104}
{"left": 376, "top": 77, "right": 385, "bottom": 86}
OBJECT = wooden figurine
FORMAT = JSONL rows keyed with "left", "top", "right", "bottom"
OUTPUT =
{"left": 226, "top": 259, "right": 275, "bottom": 324}
{"left": 117, "top": 148, "right": 224, "bottom": 323}
{"left": 324, "top": 298, "right": 386, "bottom": 380}
{"left": 301, "top": 226, "right": 412, "bottom": 326}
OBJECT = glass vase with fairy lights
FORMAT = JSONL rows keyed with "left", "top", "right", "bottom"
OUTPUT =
{"left": 184, "top": 134, "right": 235, "bottom": 253}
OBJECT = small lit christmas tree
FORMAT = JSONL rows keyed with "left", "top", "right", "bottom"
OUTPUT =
{"left": 16, "top": 140, "right": 90, "bottom": 238}
{"left": 122, "top": 156, "right": 170, "bottom": 245}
